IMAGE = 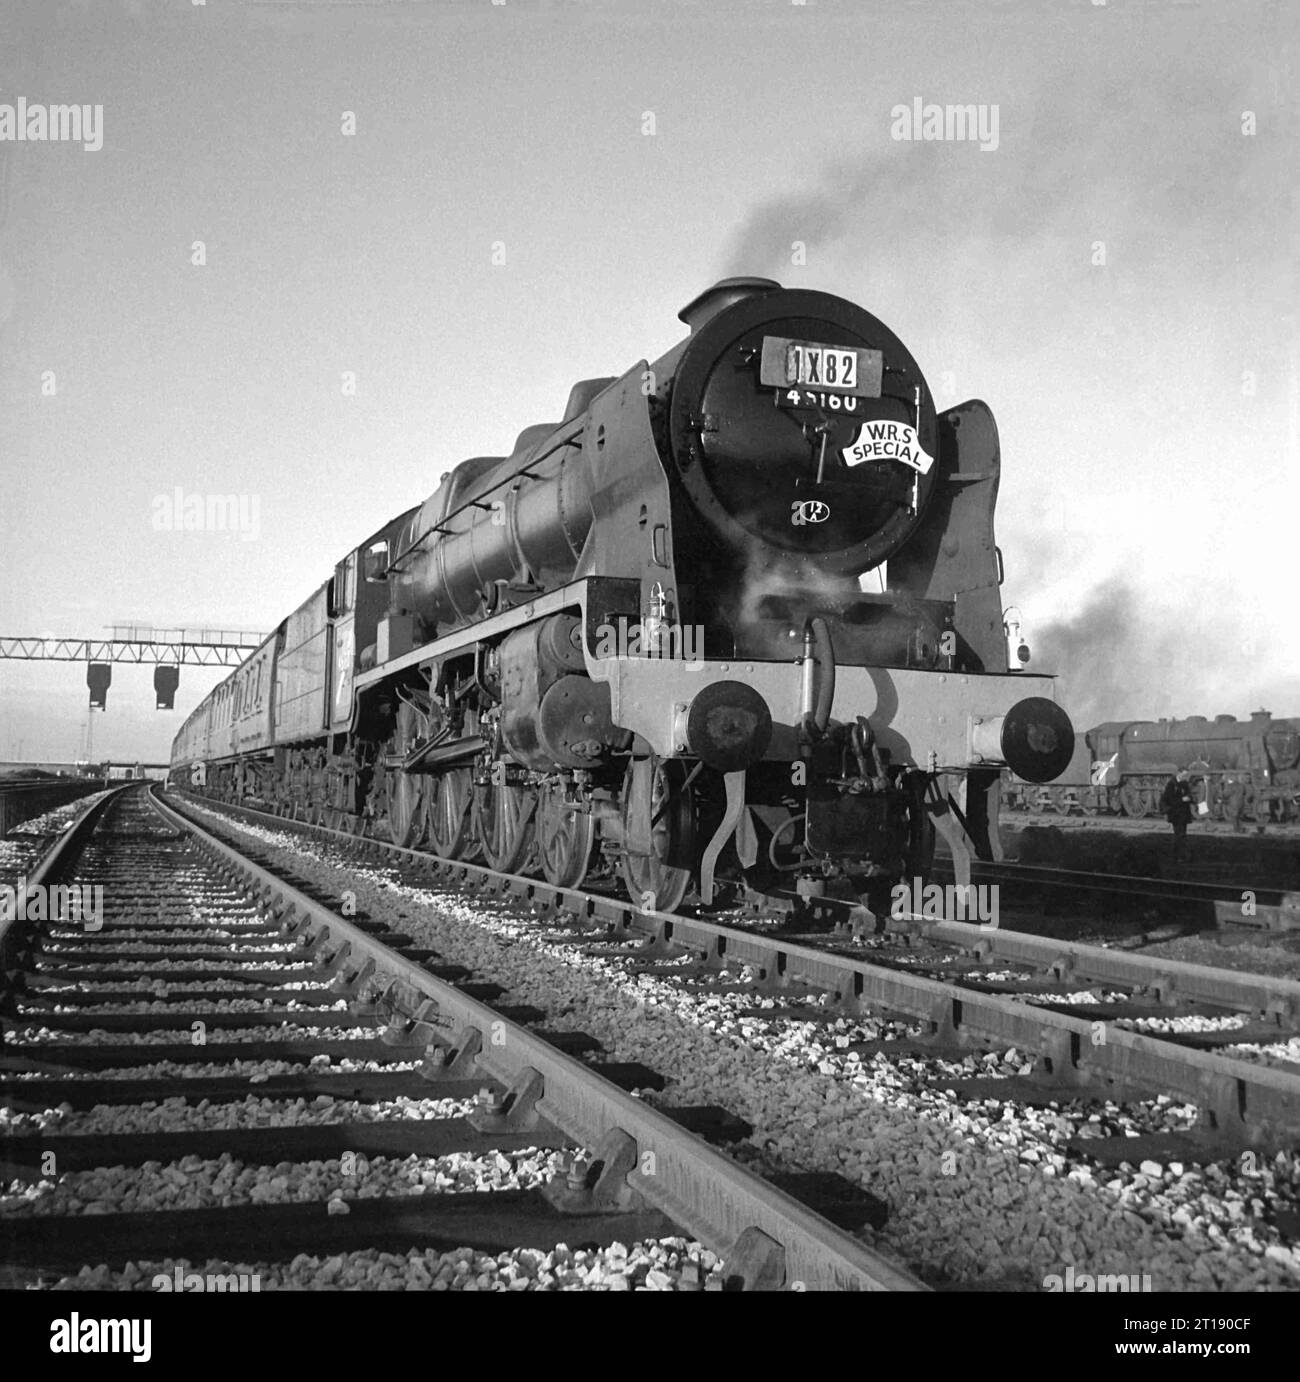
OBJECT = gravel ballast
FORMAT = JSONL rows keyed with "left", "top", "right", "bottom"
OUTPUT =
{"left": 42, "top": 1238, "right": 726, "bottom": 1291}
{"left": 176, "top": 804, "right": 1300, "bottom": 1291}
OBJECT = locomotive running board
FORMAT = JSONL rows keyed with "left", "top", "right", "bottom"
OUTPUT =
{"left": 351, "top": 576, "right": 1069, "bottom": 829}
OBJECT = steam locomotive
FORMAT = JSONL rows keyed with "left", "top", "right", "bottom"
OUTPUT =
{"left": 1005, "top": 713, "right": 1300, "bottom": 821}
{"left": 172, "top": 278, "right": 1073, "bottom": 915}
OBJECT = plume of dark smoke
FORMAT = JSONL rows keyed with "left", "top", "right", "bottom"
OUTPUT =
{"left": 719, "top": 45, "right": 1286, "bottom": 312}
{"left": 717, "top": 39, "right": 1295, "bottom": 730}
{"left": 722, "top": 156, "right": 934, "bottom": 283}
{"left": 1028, "top": 575, "right": 1300, "bottom": 732}
{"left": 1029, "top": 577, "right": 1169, "bottom": 730}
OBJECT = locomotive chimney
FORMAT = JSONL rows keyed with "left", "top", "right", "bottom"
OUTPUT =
{"left": 678, "top": 277, "right": 780, "bottom": 332}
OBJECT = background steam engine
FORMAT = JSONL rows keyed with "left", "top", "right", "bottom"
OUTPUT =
{"left": 172, "top": 278, "right": 1073, "bottom": 915}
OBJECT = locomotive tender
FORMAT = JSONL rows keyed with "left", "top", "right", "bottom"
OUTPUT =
{"left": 172, "top": 278, "right": 1074, "bottom": 915}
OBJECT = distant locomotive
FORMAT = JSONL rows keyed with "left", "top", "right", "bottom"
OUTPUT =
{"left": 172, "top": 278, "right": 1073, "bottom": 915}
{"left": 1005, "top": 712, "right": 1300, "bottom": 822}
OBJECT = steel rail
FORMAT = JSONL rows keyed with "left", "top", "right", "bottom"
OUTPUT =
{"left": 917, "top": 919, "right": 1300, "bottom": 1019}
{"left": 0, "top": 779, "right": 111, "bottom": 837}
{"left": 150, "top": 787, "right": 924, "bottom": 1292}
{"left": 0, "top": 779, "right": 104, "bottom": 793}
{"left": 0, "top": 783, "right": 134, "bottom": 961}
{"left": 934, "top": 856, "right": 1295, "bottom": 908}
{"left": 168, "top": 791, "right": 1300, "bottom": 1141}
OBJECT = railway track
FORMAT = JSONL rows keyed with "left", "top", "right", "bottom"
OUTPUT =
{"left": 933, "top": 856, "right": 1300, "bottom": 932}
{"left": 0, "top": 784, "right": 116, "bottom": 884}
{"left": 17, "top": 784, "right": 1296, "bottom": 1289}
{"left": 0, "top": 784, "right": 920, "bottom": 1292}
{"left": 141, "top": 789, "right": 1300, "bottom": 1289}
{"left": 174, "top": 788, "right": 1300, "bottom": 1146}
{"left": 0, "top": 776, "right": 109, "bottom": 839}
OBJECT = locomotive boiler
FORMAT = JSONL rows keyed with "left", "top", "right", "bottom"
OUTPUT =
{"left": 173, "top": 277, "right": 1074, "bottom": 919}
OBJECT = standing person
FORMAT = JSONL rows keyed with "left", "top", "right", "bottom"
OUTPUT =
{"left": 1225, "top": 775, "right": 1247, "bottom": 833}
{"left": 1161, "top": 769, "right": 1195, "bottom": 867}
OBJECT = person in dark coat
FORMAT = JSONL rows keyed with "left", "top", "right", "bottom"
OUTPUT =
{"left": 1161, "top": 769, "right": 1195, "bottom": 866}
{"left": 1225, "top": 775, "right": 1247, "bottom": 833}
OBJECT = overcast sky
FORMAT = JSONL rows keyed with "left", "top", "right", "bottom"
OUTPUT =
{"left": 0, "top": 0, "right": 1295, "bottom": 762}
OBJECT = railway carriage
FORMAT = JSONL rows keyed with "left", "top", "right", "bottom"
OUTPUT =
{"left": 173, "top": 278, "right": 1074, "bottom": 917}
